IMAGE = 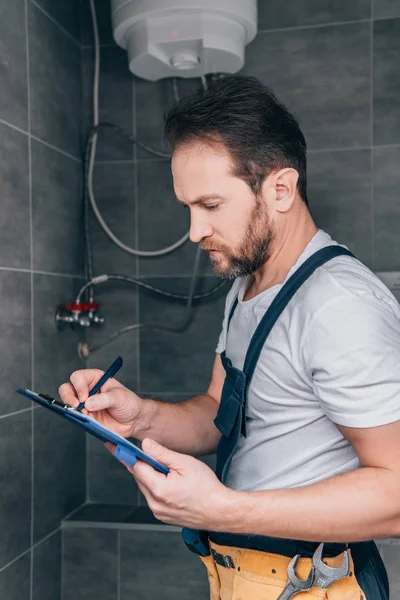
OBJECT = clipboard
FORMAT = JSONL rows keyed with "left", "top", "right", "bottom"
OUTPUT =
{"left": 16, "top": 388, "right": 169, "bottom": 475}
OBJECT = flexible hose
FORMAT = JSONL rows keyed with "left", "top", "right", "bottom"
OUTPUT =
{"left": 75, "top": 271, "right": 227, "bottom": 306}
{"left": 79, "top": 246, "right": 227, "bottom": 357}
{"left": 88, "top": 0, "right": 190, "bottom": 258}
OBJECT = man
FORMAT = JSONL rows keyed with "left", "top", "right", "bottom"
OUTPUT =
{"left": 60, "top": 76, "right": 398, "bottom": 599}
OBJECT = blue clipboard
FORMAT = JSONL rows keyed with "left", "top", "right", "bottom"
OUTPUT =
{"left": 16, "top": 388, "right": 169, "bottom": 475}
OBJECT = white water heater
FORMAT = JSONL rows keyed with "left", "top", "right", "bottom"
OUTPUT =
{"left": 111, "top": 0, "right": 258, "bottom": 81}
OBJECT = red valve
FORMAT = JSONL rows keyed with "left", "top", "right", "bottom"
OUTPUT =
{"left": 65, "top": 302, "right": 88, "bottom": 312}
{"left": 86, "top": 302, "right": 100, "bottom": 311}
{"left": 65, "top": 302, "right": 101, "bottom": 312}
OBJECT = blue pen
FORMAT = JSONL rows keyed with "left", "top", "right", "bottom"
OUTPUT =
{"left": 76, "top": 356, "right": 123, "bottom": 412}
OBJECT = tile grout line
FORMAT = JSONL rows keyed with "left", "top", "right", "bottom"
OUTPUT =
{"left": 60, "top": 526, "right": 65, "bottom": 600}
{"left": 30, "top": 0, "right": 81, "bottom": 48}
{"left": 256, "top": 15, "right": 400, "bottom": 35}
{"left": 0, "top": 265, "right": 221, "bottom": 280}
{"left": 0, "top": 266, "right": 86, "bottom": 278}
{"left": 86, "top": 432, "right": 90, "bottom": 503}
{"left": 30, "top": 134, "right": 82, "bottom": 163}
{"left": 24, "top": 0, "right": 35, "bottom": 597}
{"left": 117, "top": 530, "right": 121, "bottom": 600}
{"left": 0, "top": 117, "right": 82, "bottom": 163}
{"left": 0, "top": 117, "right": 29, "bottom": 137}
{"left": 0, "top": 527, "right": 62, "bottom": 575}
{"left": 132, "top": 74, "right": 140, "bottom": 388}
{"left": 132, "top": 72, "right": 142, "bottom": 506}
{"left": 0, "top": 407, "right": 33, "bottom": 421}
{"left": 82, "top": 28, "right": 90, "bottom": 509}
{"left": 370, "top": 2, "right": 375, "bottom": 270}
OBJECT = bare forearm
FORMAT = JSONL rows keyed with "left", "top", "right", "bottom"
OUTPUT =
{"left": 132, "top": 394, "right": 221, "bottom": 455}
{"left": 221, "top": 467, "right": 400, "bottom": 542}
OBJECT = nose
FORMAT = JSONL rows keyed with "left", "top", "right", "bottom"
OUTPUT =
{"left": 189, "top": 213, "right": 213, "bottom": 244}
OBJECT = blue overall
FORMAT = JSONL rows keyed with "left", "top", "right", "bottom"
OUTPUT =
{"left": 183, "top": 246, "right": 390, "bottom": 599}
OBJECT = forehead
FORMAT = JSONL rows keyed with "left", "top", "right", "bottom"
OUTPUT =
{"left": 171, "top": 142, "right": 236, "bottom": 193}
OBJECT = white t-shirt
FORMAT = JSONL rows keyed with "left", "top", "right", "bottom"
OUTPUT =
{"left": 216, "top": 230, "right": 400, "bottom": 492}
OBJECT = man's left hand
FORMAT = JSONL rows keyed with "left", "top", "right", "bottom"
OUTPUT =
{"left": 106, "top": 439, "right": 234, "bottom": 530}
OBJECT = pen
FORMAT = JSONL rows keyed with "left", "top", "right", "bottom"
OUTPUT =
{"left": 76, "top": 356, "right": 123, "bottom": 412}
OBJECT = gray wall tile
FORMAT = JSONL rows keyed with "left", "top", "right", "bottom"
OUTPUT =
{"left": 62, "top": 528, "right": 118, "bottom": 600}
{"left": 81, "top": 0, "right": 114, "bottom": 46}
{"left": 0, "top": 0, "right": 28, "bottom": 130}
{"left": 33, "top": 406, "right": 85, "bottom": 542}
{"left": 32, "top": 531, "right": 61, "bottom": 600}
{"left": 82, "top": 46, "right": 134, "bottom": 161}
{"left": 0, "top": 271, "right": 31, "bottom": 417}
{"left": 308, "top": 150, "right": 373, "bottom": 266}
{"left": 243, "top": 23, "right": 370, "bottom": 150}
{"left": 86, "top": 282, "right": 139, "bottom": 391}
{"left": 87, "top": 436, "right": 139, "bottom": 504}
{"left": 34, "top": 0, "right": 80, "bottom": 42}
{"left": 120, "top": 530, "right": 209, "bottom": 600}
{"left": 29, "top": 4, "right": 81, "bottom": 157}
{"left": 377, "top": 543, "right": 400, "bottom": 598}
{"left": 32, "top": 141, "right": 83, "bottom": 275}
{"left": 136, "top": 160, "right": 212, "bottom": 277}
{"left": 0, "top": 122, "right": 30, "bottom": 269}
{"left": 373, "top": 146, "right": 400, "bottom": 270}
{"left": 139, "top": 277, "right": 227, "bottom": 393}
{"left": 33, "top": 274, "right": 84, "bottom": 394}
{"left": 0, "top": 553, "right": 30, "bottom": 600}
{"left": 374, "top": 18, "right": 400, "bottom": 145}
{"left": 89, "top": 162, "right": 136, "bottom": 275}
{"left": 374, "top": 0, "right": 400, "bottom": 18}
{"left": 259, "top": 0, "right": 371, "bottom": 30}
{"left": 0, "top": 411, "right": 32, "bottom": 568}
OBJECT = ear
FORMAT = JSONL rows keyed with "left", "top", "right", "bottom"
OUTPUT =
{"left": 268, "top": 168, "right": 299, "bottom": 213}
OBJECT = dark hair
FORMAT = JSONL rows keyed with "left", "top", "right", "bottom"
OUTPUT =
{"left": 163, "top": 75, "right": 308, "bottom": 205}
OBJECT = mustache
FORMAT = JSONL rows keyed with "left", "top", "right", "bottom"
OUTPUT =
{"left": 200, "top": 241, "right": 225, "bottom": 253}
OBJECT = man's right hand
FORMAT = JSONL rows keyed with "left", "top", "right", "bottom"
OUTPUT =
{"left": 58, "top": 369, "right": 144, "bottom": 439}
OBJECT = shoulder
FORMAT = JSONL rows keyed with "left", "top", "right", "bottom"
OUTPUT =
{"left": 298, "top": 253, "right": 400, "bottom": 324}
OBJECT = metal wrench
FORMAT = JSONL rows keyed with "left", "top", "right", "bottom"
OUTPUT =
{"left": 312, "top": 543, "right": 350, "bottom": 590}
{"left": 277, "top": 554, "right": 315, "bottom": 600}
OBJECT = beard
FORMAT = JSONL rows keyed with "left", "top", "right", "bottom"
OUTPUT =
{"left": 200, "top": 201, "right": 275, "bottom": 280}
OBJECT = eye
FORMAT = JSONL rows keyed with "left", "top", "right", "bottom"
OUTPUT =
{"left": 205, "top": 204, "right": 220, "bottom": 212}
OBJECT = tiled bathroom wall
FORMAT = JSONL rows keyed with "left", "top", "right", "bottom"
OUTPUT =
{"left": 0, "top": 1, "right": 85, "bottom": 598}
{"left": 2, "top": 0, "right": 400, "bottom": 598}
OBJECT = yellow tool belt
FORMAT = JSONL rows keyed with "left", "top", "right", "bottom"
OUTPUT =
{"left": 200, "top": 540, "right": 366, "bottom": 600}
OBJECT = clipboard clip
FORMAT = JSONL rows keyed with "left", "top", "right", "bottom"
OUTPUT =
{"left": 38, "top": 393, "right": 72, "bottom": 410}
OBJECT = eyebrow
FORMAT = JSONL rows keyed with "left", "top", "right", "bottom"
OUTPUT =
{"left": 175, "top": 194, "right": 224, "bottom": 206}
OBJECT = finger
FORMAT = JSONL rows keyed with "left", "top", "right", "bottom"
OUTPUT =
{"left": 84, "top": 391, "right": 118, "bottom": 412}
{"left": 135, "top": 478, "right": 154, "bottom": 506}
{"left": 68, "top": 369, "right": 105, "bottom": 403}
{"left": 129, "top": 458, "right": 166, "bottom": 491}
{"left": 104, "top": 442, "right": 115, "bottom": 455}
{"left": 58, "top": 382, "right": 80, "bottom": 407}
{"left": 142, "top": 438, "right": 183, "bottom": 470}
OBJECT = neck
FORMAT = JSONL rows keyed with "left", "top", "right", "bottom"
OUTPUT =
{"left": 251, "top": 207, "right": 318, "bottom": 296}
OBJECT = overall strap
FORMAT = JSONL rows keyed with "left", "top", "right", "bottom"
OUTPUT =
{"left": 227, "top": 297, "right": 239, "bottom": 328}
{"left": 242, "top": 245, "right": 355, "bottom": 383}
